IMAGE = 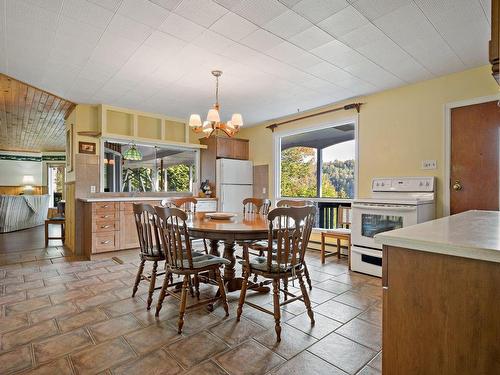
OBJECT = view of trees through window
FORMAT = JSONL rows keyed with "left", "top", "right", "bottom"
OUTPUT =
{"left": 280, "top": 129, "right": 355, "bottom": 199}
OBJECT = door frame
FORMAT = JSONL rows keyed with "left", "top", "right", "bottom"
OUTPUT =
{"left": 443, "top": 94, "right": 500, "bottom": 216}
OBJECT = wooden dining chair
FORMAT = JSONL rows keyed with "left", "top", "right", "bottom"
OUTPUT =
{"left": 154, "top": 206, "right": 229, "bottom": 333}
{"left": 132, "top": 203, "right": 165, "bottom": 310}
{"left": 320, "top": 206, "right": 352, "bottom": 267}
{"left": 243, "top": 198, "right": 272, "bottom": 215}
{"left": 237, "top": 206, "right": 316, "bottom": 341}
{"left": 276, "top": 199, "right": 314, "bottom": 208}
{"left": 165, "top": 197, "right": 209, "bottom": 254}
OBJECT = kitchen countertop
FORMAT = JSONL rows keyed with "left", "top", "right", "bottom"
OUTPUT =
{"left": 79, "top": 196, "right": 217, "bottom": 202}
{"left": 375, "top": 210, "right": 500, "bottom": 263}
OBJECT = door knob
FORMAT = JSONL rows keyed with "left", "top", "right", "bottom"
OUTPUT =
{"left": 452, "top": 181, "right": 462, "bottom": 191}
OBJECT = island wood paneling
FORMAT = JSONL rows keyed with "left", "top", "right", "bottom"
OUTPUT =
{"left": 0, "top": 74, "right": 76, "bottom": 152}
{"left": 64, "top": 182, "right": 75, "bottom": 253}
{"left": 383, "top": 245, "right": 500, "bottom": 375}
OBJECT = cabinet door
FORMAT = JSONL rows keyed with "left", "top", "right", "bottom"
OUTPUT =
{"left": 232, "top": 139, "right": 249, "bottom": 160}
{"left": 120, "top": 210, "right": 139, "bottom": 249}
{"left": 216, "top": 137, "right": 233, "bottom": 158}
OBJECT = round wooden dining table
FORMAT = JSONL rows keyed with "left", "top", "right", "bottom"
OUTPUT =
{"left": 186, "top": 211, "right": 270, "bottom": 294}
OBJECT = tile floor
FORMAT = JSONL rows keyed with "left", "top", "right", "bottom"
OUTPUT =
{"left": 0, "top": 245, "right": 382, "bottom": 375}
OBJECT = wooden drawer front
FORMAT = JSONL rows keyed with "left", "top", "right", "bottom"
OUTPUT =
{"left": 95, "top": 211, "right": 117, "bottom": 221}
{"left": 94, "top": 220, "right": 118, "bottom": 233}
{"left": 94, "top": 202, "right": 117, "bottom": 213}
{"left": 197, "top": 200, "right": 217, "bottom": 212}
{"left": 93, "top": 232, "right": 118, "bottom": 253}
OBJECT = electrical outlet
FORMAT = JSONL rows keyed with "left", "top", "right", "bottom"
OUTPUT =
{"left": 262, "top": 187, "right": 267, "bottom": 194}
{"left": 421, "top": 160, "right": 437, "bottom": 170}
{"left": 90, "top": 185, "right": 96, "bottom": 193}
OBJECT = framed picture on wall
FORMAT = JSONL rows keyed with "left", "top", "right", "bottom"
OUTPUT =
{"left": 66, "top": 125, "right": 73, "bottom": 172}
{"left": 79, "top": 141, "right": 96, "bottom": 154}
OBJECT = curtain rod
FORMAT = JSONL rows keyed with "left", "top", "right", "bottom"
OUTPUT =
{"left": 266, "top": 102, "right": 363, "bottom": 132}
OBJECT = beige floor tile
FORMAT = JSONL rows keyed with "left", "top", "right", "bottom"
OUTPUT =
{"left": 255, "top": 324, "right": 317, "bottom": 359}
{"left": 24, "top": 357, "right": 73, "bottom": 375}
{"left": 166, "top": 307, "right": 225, "bottom": 335}
{"left": 100, "top": 297, "right": 145, "bottom": 317}
{"left": 269, "top": 350, "right": 347, "bottom": 375}
{"left": 5, "top": 296, "right": 52, "bottom": 316}
{"left": 368, "top": 351, "right": 382, "bottom": 371}
{"left": 167, "top": 330, "right": 229, "bottom": 368}
{"left": 97, "top": 270, "right": 134, "bottom": 283}
{"left": 308, "top": 333, "right": 376, "bottom": 374}
{"left": 65, "top": 276, "right": 101, "bottom": 290}
{"left": 24, "top": 270, "right": 60, "bottom": 282}
{"left": 5, "top": 279, "right": 44, "bottom": 294}
{"left": 49, "top": 289, "right": 94, "bottom": 305}
{"left": 314, "top": 300, "right": 363, "bottom": 323}
{"left": 2, "top": 319, "right": 58, "bottom": 351}
{"left": 183, "top": 360, "right": 228, "bottom": 375}
{"left": 0, "top": 345, "right": 33, "bottom": 374}
{"left": 76, "top": 268, "right": 109, "bottom": 279}
{"left": 0, "top": 291, "right": 26, "bottom": 306}
{"left": 75, "top": 293, "right": 119, "bottom": 310}
{"left": 335, "top": 318, "right": 382, "bottom": 351}
{"left": 43, "top": 274, "right": 78, "bottom": 286}
{"left": 314, "top": 279, "right": 353, "bottom": 294}
{"left": 27, "top": 284, "right": 67, "bottom": 299}
{"left": 33, "top": 328, "right": 94, "bottom": 364}
{"left": 124, "top": 323, "right": 181, "bottom": 355}
{"left": 89, "top": 314, "right": 143, "bottom": 342}
{"left": 285, "top": 311, "right": 341, "bottom": 339}
{"left": 333, "top": 290, "right": 379, "bottom": 310}
{"left": 215, "top": 339, "right": 285, "bottom": 375}
{"left": 70, "top": 337, "right": 136, "bottom": 375}
{"left": 357, "top": 305, "right": 382, "bottom": 327}
{"left": 0, "top": 314, "right": 29, "bottom": 334}
{"left": 357, "top": 366, "right": 381, "bottom": 375}
{"left": 87, "top": 279, "right": 126, "bottom": 294}
{"left": 112, "top": 348, "right": 183, "bottom": 375}
{"left": 57, "top": 309, "right": 109, "bottom": 332}
{"left": 209, "top": 317, "right": 266, "bottom": 347}
{"left": 29, "top": 302, "right": 78, "bottom": 324}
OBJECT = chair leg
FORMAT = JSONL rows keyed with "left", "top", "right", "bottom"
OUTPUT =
{"left": 188, "top": 278, "right": 195, "bottom": 298}
{"left": 155, "top": 271, "right": 170, "bottom": 317}
{"left": 203, "top": 238, "right": 209, "bottom": 254}
{"left": 147, "top": 261, "right": 158, "bottom": 310}
{"left": 236, "top": 268, "right": 250, "bottom": 321}
{"left": 321, "top": 233, "right": 326, "bottom": 264}
{"left": 303, "top": 261, "right": 313, "bottom": 290}
{"left": 337, "top": 238, "right": 341, "bottom": 259}
{"left": 44, "top": 222, "right": 49, "bottom": 248}
{"left": 132, "top": 259, "right": 145, "bottom": 297}
{"left": 298, "top": 271, "right": 315, "bottom": 325}
{"left": 215, "top": 268, "right": 229, "bottom": 317}
{"left": 61, "top": 222, "right": 65, "bottom": 243}
{"left": 283, "top": 277, "right": 288, "bottom": 301}
{"left": 272, "top": 279, "right": 282, "bottom": 342}
{"left": 178, "top": 275, "right": 189, "bottom": 334}
{"left": 193, "top": 274, "right": 200, "bottom": 300}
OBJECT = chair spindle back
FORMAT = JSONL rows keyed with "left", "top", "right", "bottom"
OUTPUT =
{"left": 133, "top": 203, "right": 161, "bottom": 257}
{"left": 276, "top": 199, "right": 314, "bottom": 208}
{"left": 242, "top": 198, "right": 272, "bottom": 214}
{"left": 338, "top": 206, "right": 352, "bottom": 228}
{"left": 169, "top": 197, "right": 198, "bottom": 213}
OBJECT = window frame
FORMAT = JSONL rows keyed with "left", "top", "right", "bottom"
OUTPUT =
{"left": 273, "top": 118, "right": 359, "bottom": 202}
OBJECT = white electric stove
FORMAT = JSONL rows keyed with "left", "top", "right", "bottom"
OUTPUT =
{"left": 350, "top": 177, "right": 436, "bottom": 277}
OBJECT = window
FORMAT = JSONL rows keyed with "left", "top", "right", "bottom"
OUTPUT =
{"left": 277, "top": 123, "right": 356, "bottom": 200}
{"left": 102, "top": 140, "right": 197, "bottom": 193}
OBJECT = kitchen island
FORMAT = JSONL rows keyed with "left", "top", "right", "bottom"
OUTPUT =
{"left": 375, "top": 210, "right": 500, "bottom": 375}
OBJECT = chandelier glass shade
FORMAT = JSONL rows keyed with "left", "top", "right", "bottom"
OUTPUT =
{"left": 123, "top": 144, "right": 143, "bottom": 161}
{"left": 189, "top": 70, "right": 243, "bottom": 137}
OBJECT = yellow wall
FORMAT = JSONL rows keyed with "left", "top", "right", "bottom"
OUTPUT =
{"left": 238, "top": 65, "right": 499, "bottom": 217}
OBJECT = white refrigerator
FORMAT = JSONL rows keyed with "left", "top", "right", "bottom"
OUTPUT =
{"left": 216, "top": 159, "right": 253, "bottom": 213}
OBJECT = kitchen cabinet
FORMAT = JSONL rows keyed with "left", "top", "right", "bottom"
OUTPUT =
{"left": 200, "top": 136, "right": 249, "bottom": 193}
{"left": 490, "top": 0, "right": 499, "bottom": 83}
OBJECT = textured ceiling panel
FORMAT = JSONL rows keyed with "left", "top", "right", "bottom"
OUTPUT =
{"left": 0, "top": 0, "right": 491, "bottom": 127}
{"left": 0, "top": 74, "right": 76, "bottom": 152}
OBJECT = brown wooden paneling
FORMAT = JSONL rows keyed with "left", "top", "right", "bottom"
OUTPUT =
{"left": 253, "top": 165, "right": 269, "bottom": 199}
{"left": 216, "top": 137, "right": 233, "bottom": 158}
{"left": 450, "top": 101, "right": 500, "bottom": 214}
{"left": 383, "top": 245, "right": 500, "bottom": 375}
{"left": 64, "top": 182, "right": 75, "bottom": 253}
{"left": 231, "top": 138, "right": 249, "bottom": 160}
{"left": 0, "top": 186, "right": 44, "bottom": 195}
{"left": 490, "top": 0, "right": 499, "bottom": 83}
{"left": 0, "top": 74, "right": 76, "bottom": 152}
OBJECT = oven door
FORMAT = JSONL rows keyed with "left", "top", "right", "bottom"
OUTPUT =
{"left": 351, "top": 203, "right": 418, "bottom": 249}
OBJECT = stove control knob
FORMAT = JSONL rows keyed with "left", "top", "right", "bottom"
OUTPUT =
{"left": 419, "top": 182, "right": 423, "bottom": 186}
{"left": 425, "top": 181, "right": 430, "bottom": 186}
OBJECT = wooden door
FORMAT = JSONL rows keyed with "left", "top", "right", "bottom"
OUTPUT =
{"left": 450, "top": 101, "right": 500, "bottom": 214}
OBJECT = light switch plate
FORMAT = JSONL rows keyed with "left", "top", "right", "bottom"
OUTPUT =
{"left": 421, "top": 160, "right": 437, "bottom": 170}
{"left": 90, "top": 185, "right": 96, "bottom": 193}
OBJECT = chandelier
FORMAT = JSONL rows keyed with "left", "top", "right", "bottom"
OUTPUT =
{"left": 188, "top": 70, "right": 243, "bottom": 137}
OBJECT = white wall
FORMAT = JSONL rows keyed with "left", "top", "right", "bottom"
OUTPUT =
{"left": 0, "top": 151, "right": 65, "bottom": 186}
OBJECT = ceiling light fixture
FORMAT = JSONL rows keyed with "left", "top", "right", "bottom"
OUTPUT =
{"left": 123, "top": 144, "right": 142, "bottom": 161}
{"left": 188, "top": 70, "right": 243, "bottom": 137}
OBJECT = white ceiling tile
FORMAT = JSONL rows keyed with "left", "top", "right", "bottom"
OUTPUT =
{"left": 118, "top": 0, "right": 170, "bottom": 28}
{"left": 210, "top": 12, "right": 258, "bottom": 41}
{"left": 479, "top": 0, "right": 491, "bottom": 24}
{"left": 144, "top": 31, "right": 187, "bottom": 55}
{"left": 87, "top": 0, "right": 122, "bottom": 12}
{"left": 289, "top": 26, "right": 333, "bottom": 50}
{"left": 107, "top": 14, "right": 153, "bottom": 43}
{"left": 287, "top": 52, "right": 323, "bottom": 69}
{"left": 192, "top": 30, "right": 234, "bottom": 54}
{"left": 22, "top": 0, "right": 62, "bottom": 13}
{"left": 159, "top": 13, "right": 205, "bottom": 42}
{"left": 149, "top": 0, "right": 183, "bottom": 11}
{"left": 292, "top": 0, "right": 349, "bottom": 23}
{"left": 62, "top": 0, "right": 114, "bottom": 29}
{"left": 305, "top": 62, "right": 352, "bottom": 83}
{"left": 266, "top": 42, "right": 306, "bottom": 62}
{"left": 174, "top": 0, "right": 227, "bottom": 28}
{"left": 351, "top": 0, "right": 412, "bottom": 21}
{"left": 232, "top": 0, "right": 288, "bottom": 26}
{"left": 278, "top": 0, "right": 302, "bottom": 7}
{"left": 213, "top": 0, "right": 244, "bottom": 9}
{"left": 57, "top": 17, "right": 103, "bottom": 46}
{"left": 263, "top": 10, "right": 310, "bottom": 38}
{"left": 318, "top": 5, "right": 368, "bottom": 37}
{"left": 339, "top": 23, "right": 386, "bottom": 49}
{"left": 49, "top": 40, "right": 96, "bottom": 67}
{"left": 78, "top": 60, "right": 119, "bottom": 81}
{"left": 91, "top": 33, "right": 142, "bottom": 68}
{"left": 311, "top": 40, "right": 365, "bottom": 68}
{"left": 240, "top": 29, "right": 284, "bottom": 51}
{"left": 8, "top": 0, "right": 59, "bottom": 31}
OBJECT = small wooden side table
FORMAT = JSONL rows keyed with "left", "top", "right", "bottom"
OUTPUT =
{"left": 320, "top": 229, "right": 351, "bottom": 269}
{"left": 45, "top": 217, "right": 65, "bottom": 247}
